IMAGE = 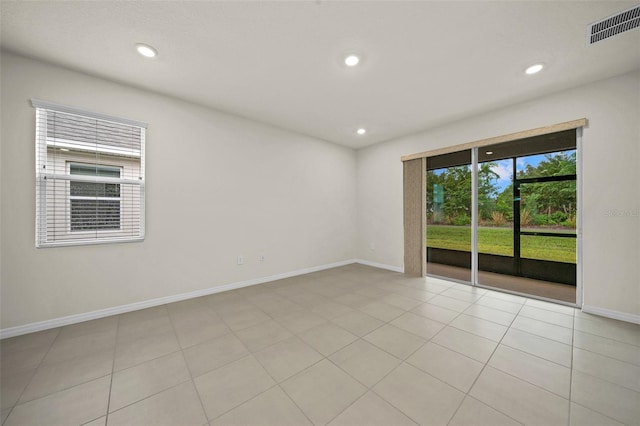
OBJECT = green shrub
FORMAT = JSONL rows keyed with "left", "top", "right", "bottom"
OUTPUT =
{"left": 533, "top": 214, "right": 550, "bottom": 226}
{"left": 551, "top": 211, "right": 568, "bottom": 223}
{"left": 520, "top": 208, "right": 533, "bottom": 226}
{"left": 491, "top": 211, "right": 507, "bottom": 226}
{"left": 452, "top": 214, "right": 471, "bottom": 226}
{"left": 562, "top": 215, "right": 577, "bottom": 228}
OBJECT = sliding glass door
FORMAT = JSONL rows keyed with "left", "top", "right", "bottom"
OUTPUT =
{"left": 426, "top": 129, "right": 579, "bottom": 304}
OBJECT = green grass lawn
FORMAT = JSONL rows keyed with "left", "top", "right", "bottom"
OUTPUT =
{"left": 426, "top": 225, "right": 576, "bottom": 264}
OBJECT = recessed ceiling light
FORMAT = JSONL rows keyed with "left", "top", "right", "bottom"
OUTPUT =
{"left": 345, "top": 55, "right": 360, "bottom": 67}
{"left": 525, "top": 63, "right": 544, "bottom": 75}
{"left": 356, "top": 128, "right": 366, "bottom": 135}
{"left": 485, "top": 151, "right": 493, "bottom": 155}
{"left": 60, "top": 148, "right": 70, "bottom": 152}
{"left": 136, "top": 43, "right": 157, "bottom": 58}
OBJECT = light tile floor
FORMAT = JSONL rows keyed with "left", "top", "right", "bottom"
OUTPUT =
{"left": 1, "top": 264, "right": 639, "bottom": 426}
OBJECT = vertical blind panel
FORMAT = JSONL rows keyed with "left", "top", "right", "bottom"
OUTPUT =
{"left": 35, "top": 106, "right": 145, "bottom": 247}
{"left": 403, "top": 158, "right": 426, "bottom": 277}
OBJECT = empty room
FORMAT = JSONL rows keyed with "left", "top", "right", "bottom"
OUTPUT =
{"left": 1, "top": 1, "right": 639, "bottom": 426}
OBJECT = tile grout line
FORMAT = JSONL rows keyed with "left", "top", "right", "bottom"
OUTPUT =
{"left": 191, "top": 363, "right": 281, "bottom": 424}
{"left": 349, "top": 286, "right": 484, "bottom": 425}
{"left": 567, "top": 310, "right": 575, "bottom": 426}
{"left": 164, "top": 303, "right": 211, "bottom": 425}
{"left": 447, "top": 395, "right": 526, "bottom": 426}
{"left": 572, "top": 326, "right": 640, "bottom": 349}
{"left": 323, "top": 339, "right": 408, "bottom": 424}
{"left": 478, "top": 357, "right": 572, "bottom": 401}
{"left": 4, "top": 322, "right": 118, "bottom": 425}
{"left": 428, "top": 294, "right": 576, "bottom": 369}
{"left": 260, "top": 276, "right": 436, "bottom": 425}
{"left": 104, "top": 308, "right": 193, "bottom": 418}
{"left": 569, "top": 345, "right": 640, "bottom": 398}
{"left": 6, "top": 324, "right": 113, "bottom": 421}
{"left": 103, "top": 314, "right": 121, "bottom": 425}
{"left": 7, "top": 327, "right": 62, "bottom": 414}
{"left": 444, "top": 294, "right": 529, "bottom": 426}
{"left": 568, "top": 356, "right": 640, "bottom": 392}
{"left": 569, "top": 400, "right": 632, "bottom": 426}
{"left": 104, "top": 377, "right": 193, "bottom": 418}
{"left": 572, "top": 328, "right": 640, "bottom": 353}
{"left": 498, "top": 339, "right": 571, "bottom": 369}
{"left": 275, "top": 381, "right": 316, "bottom": 425}
{"left": 202, "top": 292, "right": 313, "bottom": 423}
{"left": 516, "top": 314, "right": 575, "bottom": 330}
{"left": 219, "top": 326, "right": 359, "bottom": 425}
{"left": 278, "top": 382, "right": 317, "bottom": 426}
{"left": 452, "top": 294, "right": 635, "bottom": 422}
{"left": 321, "top": 279, "right": 465, "bottom": 425}
{"left": 417, "top": 290, "right": 484, "bottom": 426}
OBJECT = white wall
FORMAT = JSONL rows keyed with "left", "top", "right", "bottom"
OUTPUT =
{"left": 357, "top": 71, "right": 640, "bottom": 318}
{"left": 0, "top": 52, "right": 357, "bottom": 330}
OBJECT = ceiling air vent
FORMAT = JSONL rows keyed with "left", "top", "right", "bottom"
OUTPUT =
{"left": 587, "top": 5, "right": 640, "bottom": 45}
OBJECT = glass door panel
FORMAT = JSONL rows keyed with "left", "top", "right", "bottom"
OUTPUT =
{"left": 472, "top": 133, "right": 577, "bottom": 303}
{"left": 477, "top": 158, "right": 515, "bottom": 285}
{"left": 426, "top": 151, "right": 472, "bottom": 283}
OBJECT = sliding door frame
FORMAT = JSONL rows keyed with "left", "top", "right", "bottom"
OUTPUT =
{"left": 471, "top": 147, "right": 479, "bottom": 286}
{"left": 403, "top": 119, "right": 586, "bottom": 307}
{"left": 576, "top": 127, "right": 583, "bottom": 308}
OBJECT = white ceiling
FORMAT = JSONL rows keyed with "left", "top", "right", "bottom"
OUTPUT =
{"left": 1, "top": 1, "right": 639, "bottom": 149}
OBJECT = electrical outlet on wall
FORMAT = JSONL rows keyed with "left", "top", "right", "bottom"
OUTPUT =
{"left": 369, "top": 242, "right": 375, "bottom": 251}
{"left": 237, "top": 255, "right": 244, "bottom": 265}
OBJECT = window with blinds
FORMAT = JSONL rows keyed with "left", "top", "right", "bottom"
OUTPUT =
{"left": 32, "top": 99, "right": 146, "bottom": 247}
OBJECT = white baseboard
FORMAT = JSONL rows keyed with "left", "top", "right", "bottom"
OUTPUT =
{"left": 581, "top": 305, "right": 640, "bottom": 324}
{"left": 0, "top": 259, "right": 359, "bottom": 339}
{"left": 355, "top": 259, "right": 404, "bottom": 273}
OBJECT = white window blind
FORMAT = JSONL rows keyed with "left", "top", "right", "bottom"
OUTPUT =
{"left": 32, "top": 99, "right": 146, "bottom": 247}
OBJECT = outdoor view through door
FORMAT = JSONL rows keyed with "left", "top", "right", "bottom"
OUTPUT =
{"left": 426, "top": 129, "right": 577, "bottom": 303}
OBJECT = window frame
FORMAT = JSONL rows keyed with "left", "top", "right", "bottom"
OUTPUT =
{"left": 33, "top": 99, "right": 147, "bottom": 248}
{"left": 67, "top": 162, "right": 124, "bottom": 234}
